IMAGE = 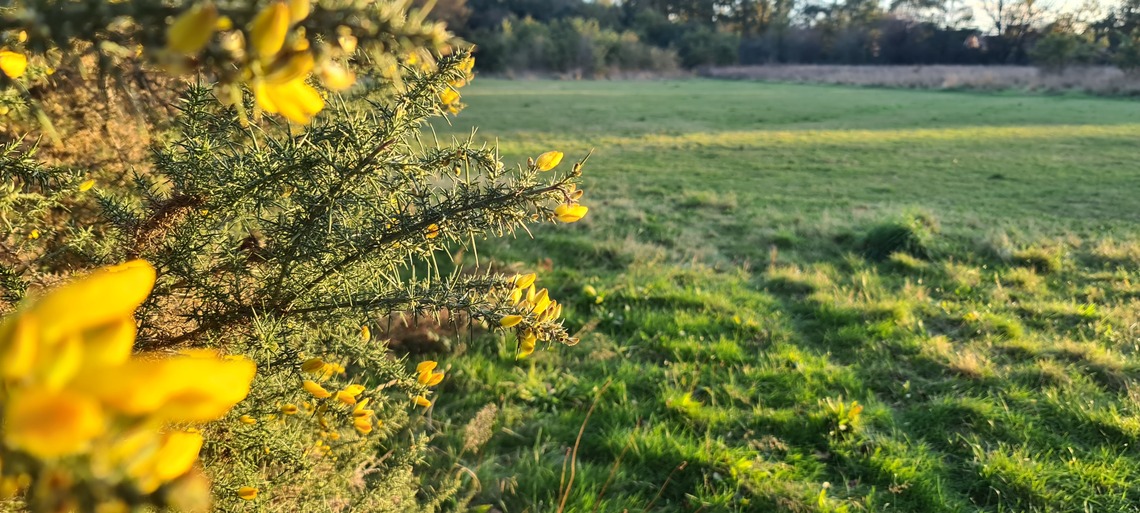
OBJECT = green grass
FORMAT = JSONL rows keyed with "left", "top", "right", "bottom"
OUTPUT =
{"left": 421, "top": 79, "right": 1140, "bottom": 512}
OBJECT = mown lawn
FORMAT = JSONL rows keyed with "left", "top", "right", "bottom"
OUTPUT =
{"left": 422, "top": 79, "right": 1140, "bottom": 512}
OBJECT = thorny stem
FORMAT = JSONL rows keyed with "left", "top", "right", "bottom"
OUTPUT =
{"left": 283, "top": 178, "right": 574, "bottom": 310}
{"left": 158, "top": 179, "right": 570, "bottom": 346}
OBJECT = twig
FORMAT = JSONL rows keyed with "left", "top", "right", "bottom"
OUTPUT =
{"left": 643, "top": 461, "right": 688, "bottom": 513}
{"left": 557, "top": 379, "right": 613, "bottom": 513}
{"left": 592, "top": 432, "right": 635, "bottom": 513}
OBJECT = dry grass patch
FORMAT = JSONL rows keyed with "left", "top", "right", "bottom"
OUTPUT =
{"left": 703, "top": 65, "right": 1140, "bottom": 94}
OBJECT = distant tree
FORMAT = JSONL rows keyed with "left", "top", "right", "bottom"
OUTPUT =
{"left": 677, "top": 25, "right": 741, "bottom": 66}
{"left": 1113, "top": 30, "right": 1140, "bottom": 73}
{"left": 891, "top": 0, "right": 973, "bottom": 29}
{"left": 622, "top": 0, "right": 724, "bottom": 25}
{"left": 980, "top": 0, "right": 1054, "bottom": 62}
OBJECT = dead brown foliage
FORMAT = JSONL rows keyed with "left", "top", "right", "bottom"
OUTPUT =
{"left": 703, "top": 65, "right": 1140, "bottom": 95}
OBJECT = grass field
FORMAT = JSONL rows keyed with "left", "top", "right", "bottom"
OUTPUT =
{"left": 422, "top": 79, "right": 1140, "bottom": 512}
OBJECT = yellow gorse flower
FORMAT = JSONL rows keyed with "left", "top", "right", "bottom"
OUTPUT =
{"left": 413, "top": 395, "right": 432, "bottom": 408}
{"left": 130, "top": 430, "right": 204, "bottom": 492}
{"left": 439, "top": 88, "right": 461, "bottom": 114}
{"left": 535, "top": 151, "right": 564, "bottom": 171}
{"left": 497, "top": 272, "right": 570, "bottom": 358}
{"left": 353, "top": 398, "right": 373, "bottom": 418}
{"left": 79, "top": 179, "right": 96, "bottom": 192}
{"left": 241, "top": 0, "right": 347, "bottom": 124}
{"left": 159, "top": 0, "right": 362, "bottom": 124}
{"left": 287, "top": 0, "right": 311, "bottom": 24}
{"left": 320, "top": 62, "right": 356, "bottom": 91}
{"left": 353, "top": 417, "right": 373, "bottom": 434}
{"left": 0, "top": 259, "right": 255, "bottom": 497}
{"left": 0, "top": 50, "right": 27, "bottom": 79}
{"left": 166, "top": 2, "right": 219, "bottom": 55}
{"left": 237, "top": 486, "right": 258, "bottom": 500}
{"left": 499, "top": 315, "right": 523, "bottom": 328}
{"left": 515, "top": 273, "right": 536, "bottom": 289}
{"left": 335, "top": 390, "right": 358, "bottom": 406}
{"left": 415, "top": 360, "right": 445, "bottom": 387}
{"left": 4, "top": 390, "right": 105, "bottom": 457}
{"left": 301, "top": 357, "right": 344, "bottom": 379}
{"left": 302, "top": 380, "right": 332, "bottom": 399}
{"left": 249, "top": 1, "right": 290, "bottom": 59}
{"left": 519, "top": 330, "right": 537, "bottom": 358}
{"left": 253, "top": 78, "right": 324, "bottom": 125}
{"left": 342, "top": 384, "right": 366, "bottom": 396}
{"left": 301, "top": 357, "right": 325, "bottom": 373}
{"left": 554, "top": 204, "right": 589, "bottom": 223}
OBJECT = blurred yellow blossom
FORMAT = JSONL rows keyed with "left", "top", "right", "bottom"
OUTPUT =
{"left": 254, "top": 78, "right": 324, "bottom": 125}
{"left": 249, "top": 1, "right": 290, "bottom": 58}
{"left": 166, "top": 2, "right": 219, "bottom": 54}
{"left": 4, "top": 390, "right": 106, "bottom": 458}
{"left": 0, "top": 50, "right": 26, "bottom": 79}
{"left": 287, "top": 0, "right": 310, "bottom": 24}
{"left": 320, "top": 62, "right": 356, "bottom": 91}
{"left": 0, "top": 259, "right": 255, "bottom": 502}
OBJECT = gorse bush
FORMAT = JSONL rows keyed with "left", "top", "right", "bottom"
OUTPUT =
{"left": 0, "top": 1, "right": 589, "bottom": 511}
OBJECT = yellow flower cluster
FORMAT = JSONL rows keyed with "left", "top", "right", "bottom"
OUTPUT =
{"left": 0, "top": 260, "right": 255, "bottom": 507}
{"left": 438, "top": 56, "right": 475, "bottom": 115}
{"left": 299, "top": 357, "right": 378, "bottom": 435}
{"left": 165, "top": 0, "right": 356, "bottom": 124}
{"left": 498, "top": 273, "right": 573, "bottom": 358}
{"left": 531, "top": 151, "right": 589, "bottom": 223}
{"left": 412, "top": 360, "right": 445, "bottom": 408}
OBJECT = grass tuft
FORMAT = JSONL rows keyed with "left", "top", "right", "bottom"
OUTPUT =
{"left": 1013, "top": 246, "right": 1063, "bottom": 273}
{"left": 861, "top": 212, "right": 939, "bottom": 261}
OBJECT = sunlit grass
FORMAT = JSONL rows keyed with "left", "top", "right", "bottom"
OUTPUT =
{"left": 421, "top": 79, "right": 1140, "bottom": 512}
{"left": 480, "top": 123, "right": 1140, "bottom": 150}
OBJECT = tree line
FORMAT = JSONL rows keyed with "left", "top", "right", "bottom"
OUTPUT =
{"left": 417, "top": 0, "right": 1140, "bottom": 74}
